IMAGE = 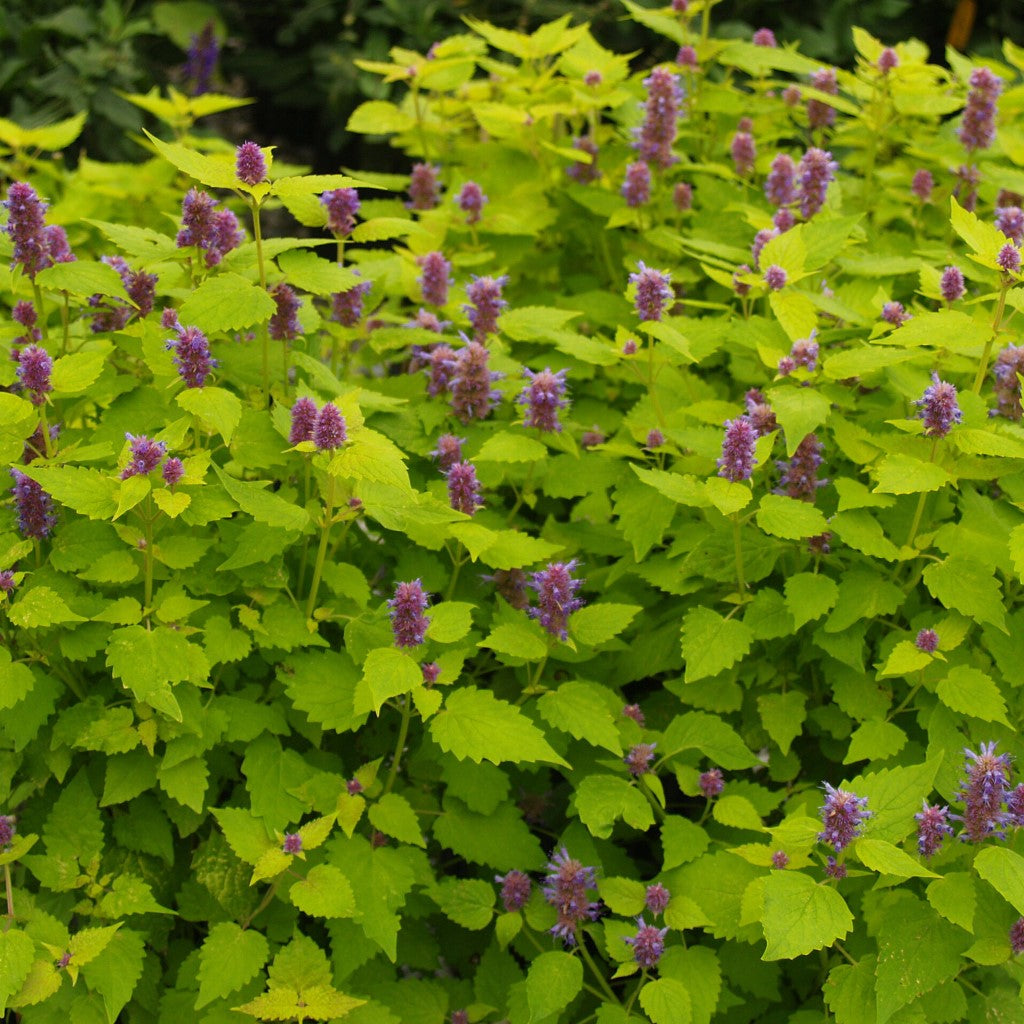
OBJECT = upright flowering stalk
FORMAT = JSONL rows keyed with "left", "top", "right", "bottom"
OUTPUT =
{"left": 447, "top": 462, "right": 481, "bottom": 516}
{"left": 992, "top": 344, "right": 1024, "bottom": 419}
{"left": 778, "top": 333, "right": 819, "bottom": 375}
{"left": 17, "top": 346, "right": 52, "bottom": 406}
{"left": 775, "top": 434, "right": 826, "bottom": 501}
{"left": 418, "top": 252, "right": 452, "bottom": 307}
{"left": 818, "top": 783, "right": 871, "bottom": 853}
{"left": 625, "top": 743, "right": 656, "bottom": 776}
{"left": 622, "top": 161, "right": 651, "bottom": 208}
{"left": 321, "top": 188, "right": 359, "bottom": 238}
{"left": 528, "top": 560, "right": 585, "bottom": 641}
{"left": 744, "top": 389, "right": 777, "bottom": 437}
{"left": 882, "top": 301, "right": 910, "bottom": 327}
{"left": 517, "top": 368, "right": 569, "bottom": 432}
{"left": 765, "top": 154, "right": 797, "bottom": 208}
{"left": 464, "top": 275, "right": 508, "bottom": 342}
{"left": 408, "top": 163, "right": 442, "bottom": 211}
{"left": 996, "top": 206, "right": 1024, "bottom": 245}
{"left": 915, "top": 628, "right": 939, "bottom": 654}
{"left": 624, "top": 918, "right": 669, "bottom": 969}
{"left": 431, "top": 434, "right": 464, "bottom": 472}
{"left": 717, "top": 417, "right": 757, "bottom": 482}
{"left": 304, "top": 403, "right": 348, "bottom": 616}
{"left": 645, "top": 884, "right": 670, "bottom": 915}
{"left": 916, "top": 803, "right": 953, "bottom": 858}
{"left": 911, "top": 169, "right": 934, "bottom": 204}
{"left": 388, "top": 580, "right": 431, "bottom": 648}
{"left": 121, "top": 435, "right": 166, "bottom": 479}
{"left": 176, "top": 188, "right": 244, "bottom": 269}
{"left": 166, "top": 322, "right": 216, "bottom": 388}
{"left": 268, "top": 281, "right": 302, "bottom": 385}
{"left": 634, "top": 67, "right": 683, "bottom": 169}
{"left": 731, "top": 131, "right": 756, "bottom": 177}
{"left": 456, "top": 182, "right": 487, "bottom": 225}
{"left": 630, "top": 263, "right": 673, "bottom": 322}
{"left": 3, "top": 182, "right": 52, "bottom": 280}
{"left": 940, "top": 265, "right": 965, "bottom": 304}
{"left": 289, "top": 397, "right": 318, "bottom": 444}
{"left": 235, "top": 141, "right": 267, "bottom": 186}
{"left": 807, "top": 68, "right": 838, "bottom": 131}
{"left": 915, "top": 373, "right": 962, "bottom": 438}
{"left": 10, "top": 469, "right": 56, "bottom": 539}
{"left": 956, "top": 742, "right": 1013, "bottom": 842}
{"left": 699, "top": 768, "right": 724, "bottom": 798}
{"left": 182, "top": 22, "right": 218, "bottom": 94}
{"left": 797, "top": 148, "right": 837, "bottom": 219}
{"left": 312, "top": 403, "right": 346, "bottom": 451}
{"left": 495, "top": 870, "right": 531, "bottom": 912}
{"left": 449, "top": 339, "right": 502, "bottom": 424}
{"left": 424, "top": 345, "right": 456, "bottom": 398}
{"left": 566, "top": 137, "right": 601, "bottom": 184}
{"left": 542, "top": 848, "right": 600, "bottom": 946}
{"left": 330, "top": 276, "right": 373, "bottom": 329}
{"left": 958, "top": 67, "right": 1002, "bottom": 153}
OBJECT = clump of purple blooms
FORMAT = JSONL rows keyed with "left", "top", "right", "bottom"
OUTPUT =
{"left": 717, "top": 417, "right": 757, "bottom": 482}
{"left": 818, "top": 783, "right": 871, "bottom": 852}
{"left": 997, "top": 243, "right": 1021, "bottom": 275}
{"left": 176, "top": 188, "right": 244, "bottom": 268}
{"left": 121, "top": 435, "right": 167, "bottom": 480}
{"left": 388, "top": 579, "right": 431, "bottom": 648}
{"left": 17, "top": 346, "right": 52, "bottom": 406}
{"left": 269, "top": 283, "right": 302, "bottom": 341}
{"left": 634, "top": 67, "right": 683, "bottom": 169}
{"left": 771, "top": 850, "right": 789, "bottom": 869}
{"left": 408, "top": 163, "right": 442, "bottom": 211}
{"left": 456, "top": 182, "right": 487, "bottom": 224}
{"left": 496, "top": 869, "right": 531, "bottom": 912}
{"left": 431, "top": 434, "right": 464, "bottom": 472}
{"left": 745, "top": 389, "right": 777, "bottom": 437}
{"left": 763, "top": 264, "right": 787, "bottom": 291}
{"left": 165, "top": 318, "right": 216, "bottom": 388}
{"left": 765, "top": 154, "right": 797, "bottom": 208}
{"left": 797, "top": 148, "right": 837, "bottom": 219}
{"left": 940, "top": 265, "right": 965, "bottom": 303}
{"left": 958, "top": 67, "right": 1003, "bottom": 152}
{"left": 625, "top": 743, "right": 657, "bottom": 776}
{"left": 775, "top": 434, "right": 827, "bottom": 501}
{"left": 731, "top": 130, "right": 756, "bottom": 177}
{"left": 289, "top": 397, "right": 319, "bottom": 445}
{"left": 993, "top": 344, "right": 1024, "bottom": 419}
{"left": 916, "top": 803, "right": 953, "bottom": 858}
{"left": 882, "top": 301, "right": 910, "bottom": 327}
{"left": 622, "top": 160, "right": 652, "bottom": 207}
{"left": 1011, "top": 918, "right": 1024, "bottom": 955}
{"left": 911, "top": 169, "right": 934, "bottom": 203}
{"left": 449, "top": 339, "right": 502, "bottom": 423}
{"left": 778, "top": 333, "right": 818, "bottom": 376}
{"left": 699, "top": 768, "right": 724, "bottom": 798}
{"left": 624, "top": 918, "right": 669, "bottom": 969}
{"left": 914, "top": 628, "right": 939, "bottom": 653}
{"left": 528, "top": 560, "right": 585, "bottom": 641}
{"left": 235, "top": 141, "right": 267, "bottom": 186}
{"left": 312, "top": 403, "right": 347, "bottom": 451}
{"left": 645, "top": 883, "right": 670, "bottom": 915}
{"left": 464, "top": 275, "right": 508, "bottom": 342}
{"left": 915, "top": 373, "right": 962, "bottom": 438}
{"left": 417, "top": 252, "right": 452, "bottom": 307}
{"left": 955, "top": 742, "right": 1013, "bottom": 842}
{"left": 182, "top": 21, "right": 218, "bottom": 95}
{"left": 752, "top": 28, "right": 776, "bottom": 47}
{"left": 630, "top": 262, "right": 673, "bottom": 322}
{"left": 0, "top": 815, "right": 15, "bottom": 848}
{"left": 282, "top": 833, "right": 302, "bottom": 855}
{"left": 807, "top": 67, "right": 838, "bottom": 130}
{"left": 566, "top": 137, "right": 600, "bottom": 184}
{"left": 542, "top": 847, "right": 600, "bottom": 946}
{"left": 447, "top": 462, "right": 481, "bottom": 516}
{"left": 321, "top": 188, "right": 359, "bottom": 236}
{"left": 996, "top": 206, "right": 1024, "bottom": 245}
{"left": 10, "top": 469, "right": 56, "bottom": 539}
{"left": 517, "top": 368, "right": 569, "bottom": 432}
{"left": 3, "top": 182, "right": 76, "bottom": 279}
{"left": 330, "top": 274, "right": 373, "bottom": 327}
{"left": 163, "top": 458, "right": 185, "bottom": 487}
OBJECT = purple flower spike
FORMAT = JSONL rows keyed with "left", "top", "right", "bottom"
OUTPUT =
{"left": 646, "top": 428, "right": 665, "bottom": 449}
{"left": 915, "top": 372, "right": 962, "bottom": 438}
{"left": 464, "top": 275, "right": 508, "bottom": 342}
{"left": 745, "top": 390, "right": 777, "bottom": 437}
{"left": 312, "top": 402, "right": 347, "bottom": 451}
{"left": 166, "top": 323, "right": 216, "bottom": 388}
{"left": 121, "top": 434, "right": 166, "bottom": 479}
{"left": 0, "top": 572, "right": 15, "bottom": 595}
{"left": 449, "top": 340, "right": 502, "bottom": 423}
{"left": 421, "top": 661, "right": 440, "bottom": 685}
{"left": 330, "top": 275, "right": 373, "bottom": 327}
{"left": 622, "top": 161, "right": 651, "bottom": 207}
{"left": 882, "top": 301, "right": 910, "bottom": 326}
{"left": 763, "top": 264, "right": 787, "bottom": 291}
{"left": 993, "top": 344, "right": 1024, "bottom": 419}
{"left": 676, "top": 45, "right": 698, "bottom": 68}
{"left": 996, "top": 206, "right": 1024, "bottom": 245}
{"left": 622, "top": 703, "right": 645, "bottom": 726}
{"left": 699, "top": 768, "right": 724, "bottom": 798}
{"left": 447, "top": 462, "right": 482, "bottom": 516}
{"left": 3, "top": 182, "right": 51, "bottom": 279}
{"left": 775, "top": 434, "right": 826, "bottom": 501}
{"left": 431, "top": 433, "right": 464, "bottom": 472}
{"left": 956, "top": 741, "right": 1013, "bottom": 842}
{"left": 645, "top": 883, "right": 670, "bottom": 915}
{"left": 183, "top": 22, "right": 218, "bottom": 95}
{"left": 456, "top": 181, "right": 488, "bottom": 224}
{"left": 731, "top": 131, "right": 756, "bottom": 177}
{"left": 528, "top": 560, "right": 585, "bottom": 641}
{"left": 915, "top": 628, "right": 939, "bottom": 653}
{"left": 176, "top": 188, "right": 244, "bottom": 267}
{"left": 765, "top": 154, "right": 797, "bottom": 208}
{"left": 634, "top": 67, "right": 683, "bottom": 169}
{"left": 17, "top": 345, "right": 52, "bottom": 405}
{"left": 235, "top": 141, "right": 267, "bottom": 186}
{"left": 753, "top": 27, "right": 776, "bottom": 47}
{"left": 282, "top": 833, "right": 302, "bottom": 854}
{"left": 1011, "top": 918, "right": 1024, "bottom": 955}
{"left": 418, "top": 252, "right": 452, "bottom": 307}
{"left": 958, "top": 67, "right": 1002, "bottom": 153}
{"left": 517, "top": 367, "right": 569, "bottom": 432}
{"left": 542, "top": 848, "right": 600, "bottom": 946}
{"left": 818, "top": 783, "right": 871, "bottom": 852}
{"left": 408, "top": 163, "right": 442, "bottom": 211}
{"left": 915, "top": 802, "right": 953, "bottom": 858}
{"left": 797, "top": 148, "right": 837, "bottom": 219}
{"left": 630, "top": 262, "right": 673, "bottom": 322}
{"left": 388, "top": 579, "right": 431, "bottom": 648}
{"left": 496, "top": 869, "right": 532, "bottom": 912}
{"left": 425, "top": 345, "right": 456, "bottom": 398}
{"left": 268, "top": 283, "right": 302, "bottom": 341}
{"left": 321, "top": 188, "right": 359, "bottom": 236}
{"left": 878, "top": 48, "right": 899, "bottom": 74}
{"left": 673, "top": 182, "right": 693, "bottom": 211}
{"left": 717, "top": 417, "right": 758, "bottom": 482}
{"left": 998, "top": 243, "right": 1021, "bottom": 274}
{"left": 912, "top": 169, "right": 934, "bottom": 203}
{"left": 567, "top": 136, "right": 601, "bottom": 184}
{"left": 625, "top": 742, "right": 657, "bottom": 776}
{"left": 825, "top": 856, "right": 847, "bottom": 880}
{"left": 940, "top": 265, "right": 965, "bottom": 303}
{"left": 771, "top": 850, "right": 789, "bottom": 869}
{"left": 162, "top": 458, "right": 185, "bottom": 487}
{"left": 0, "top": 816, "right": 15, "bottom": 848}
{"left": 289, "top": 397, "right": 318, "bottom": 444}
{"left": 44, "top": 226, "right": 75, "bottom": 266}
{"left": 10, "top": 469, "right": 56, "bottom": 539}
{"left": 624, "top": 917, "right": 669, "bottom": 968}
{"left": 807, "top": 67, "right": 838, "bottom": 130}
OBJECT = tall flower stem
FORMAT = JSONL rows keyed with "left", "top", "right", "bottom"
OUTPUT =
{"left": 60, "top": 291, "right": 70, "bottom": 355}
{"left": 384, "top": 696, "right": 413, "bottom": 796}
{"left": 445, "top": 541, "right": 467, "bottom": 601}
{"left": 142, "top": 496, "right": 156, "bottom": 622}
{"left": 732, "top": 511, "right": 747, "bottom": 597}
{"left": 3, "top": 863, "right": 13, "bottom": 931}
{"left": 577, "top": 935, "right": 620, "bottom": 1005}
{"left": 905, "top": 439, "right": 939, "bottom": 549}
{"left": 248, "top": 196, "right": 270, "bottom": 404}
{"left": 31, "top": 282, "right": 49, "bottom": 344}
{"left": 972, "top": 278, "right": 1010, "bottom": 394}
{"left": 305, "top": 473, "right": 336, "bottom": 618}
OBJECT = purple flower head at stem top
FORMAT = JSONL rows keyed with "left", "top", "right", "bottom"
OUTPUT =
{"left": 431, "top": 433, "right": 465, "bottom": 472}
{"left": 624, "top": 918, "right": 669, "bottom": 969}
{"left": 765, "top": 153, "right": 797, "bottom": 208}
{"left": 763, "top": 264, "right": 787, "bottom": 291}
{"left": 753, "top": 27, "right": 777, "bottom": 46}
{"left": 528, "top": 559, "right": 585, "bottom": 641}
{"left": 464, "top": 274, "right": 508, "bottom": 342}
{"left": 775, "top": 433, "right": 827, "bottom": 501}
{"left": 235, "top": 141, "right": 267, "bottom": 186}
{"left": 630, "top": 262, "right": 673, "bottom": 322}
{"left": 717, "top": 416, "right": 758, "bottom": 482}
{"left": 634, "top": 67, "right": 683, "bottom": 169}
{"left": 771, "top": 850, "right": 790, "bottom": 869}
{"left": 911, "top": 169, "right": 934, "bottom": 203}
{"left": 0, "top": 815, "right": 15, "bottom": 848}
{"left": 456, "top": 181, "right": 488, "bottom": 225}
{"left": 312, "top": 402, "right": 347, "bottom": 451}
{"left": 269, "top": 283, "right": 302, "bottom": 341}
{"left": 818, "top": 783, "right": 871, "bottom": 852}
{"left": 289, "top": 396, "right": 318, "bottom": 444}
{"left": 993, "top": 344, "right": 1024, "bottom": 420}
{"left": 882, "top": 301, "right": 910, "bottom": 326}
{"left": 176, "top": 188, "right": 244, "bottom": 267}
{"left": 567, "top": 136, "right": 601, "bottom": 184}
{"left": 807, "top": 67, "right": 838, "bottom": 130}
{"left": 10, "top": 469, "right": 55, "bottom": 539}
{"left": 447, "top": 461, "right": 482, "bottom": 516}
{"left": 825, "top": 856, "right": 847, "bottom": 880}
{"left": 485, "top": 568, "right": 529, "bottom": 610}
{"left": 699, "top": 768, "right": 724, "bottom": 799}
{"left": 450, "top": 339, "right": 503, "bottom": 423}
{"left": 3, "top": 182, "right": 51, "bottom": 279}
{"left": 423, "top": 344, "right": 456, "bottom": 398}
{"left": 915, "top": 372, "right": 962, "bottom": 438}
{"left": 673, "top": 182, "right": 693, "bottom": 211}
{"left": 162, "top": 457, "right": 185, "bottom": 487}
{"left": 622, "top": 703, "right": 645, "bottom": 726}
{"left": 731, "top": 131, "right": 756, "bottom": 177}
{"left": 517, "top": 368, "right": 570, "bottom": 432}
{"left": 745, "top": 389, "right": 777, "bottom": 437}
{"left": 998, "top": 243, "right": 1021, "bottom": 275}
{"left": 421, "top": 661, "right": 440, "bottom": 685}
{"left": 388, "top": 579, "right": 431, "bottom": 648}
{"left": 914, "top": 628, "right": 939, "bottom": 653}
{"left": 0, "top": 571, "right": 15, "bottom": 595}
{"left": 797, "top": 148, "right": 838, "bottom": 219}
{"left": 1008, "top": 784, "right": 1024, "bottom": 827}
{"left": 1011, "top": 918, "right": 1024, "bottom": 955}
{"left": 166, "top": 322, "right": 217, "bottom": 388}
{"left": 955, "top": 164, "right": 981, "bottom": 212}
{"left": 542, "top": 848, "right": 600, "bottom": 946}
{"left": 622, "top": 161, "right": 651, "bottom": 208}
{"left": 496, "top": 869, "right": 532, "bottom": 912}
{"left": 916, "top": 802, "right": 953, "bottom": 858}
{"left": 330, "top": 275, "right": 373, "bottom": 328}
{"left": 645, "top": 883, "right": 670, "bottom": 915}
{"left": 625, "top": 742, "right": 657, "bottom": 776}
{"left": 940, "top": 265, "right": 965, "bottom": 303}
{"left": 17, "top": 345, "right": 52, "bottom": 405}
{"left": 958, "top": 67, "right": 1003, "bottom": 153}
{"left": 121, "top": 434, "right": 166, "bottom": 480}
{"left": 956, "top": 741, "right": 1013, "bottom": 842}
{"left": 183, "top": 21, "right": 218, "bottom": 95}
{"left": 878, "top": 47, "right": 899, "bottom": 73}
{"left": 418, "top": 251, "right": 452, "bottom": 307}
{"left": 677, "top": 45, "right": 698, "bottom": 68}
{"left": 408, "top": 163, "right": 442, "bottom": 211}
{"left": 282, "top": 833, "right": 302, "bottom": 855}
{"left": 751, "top": 228, "right": 778, "bottom": 267}
{"left": 321, "top": 188, "right": 359, "bottom": 237}
{"left": 646, "top": 428, "right": 665, "bottom": 449}
{"left": 996, "top": 206, "right": 1024, "bottom": 245}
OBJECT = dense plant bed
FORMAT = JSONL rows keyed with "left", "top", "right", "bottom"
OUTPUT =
{"left": 2, "top": 3, "right": 1024, "bottom": 1022}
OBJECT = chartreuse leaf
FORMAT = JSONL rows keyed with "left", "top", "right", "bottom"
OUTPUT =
{"left": 178, "top": 272, "right": 277, "bottom": 333}
{"left": 537, "top": 681, "right": 621, "bottom": 754}
{"left": 433, "top": 799, "right": 545, "bottom": 872}
{"left": 0, "top": 930, "right": 34, "bottom": 1012}
{"left": 784, "top": 573, "right": 838, "bottom": 630}
{"left": 176, "top": 386, "right": 243, "bottom": 444}
{"left": 425, "top": 601, "right": 474, "bottom": 643}
{"left": 526, "top": 951, "right": 583, "bottom": 1022}
{"left": 79, "top": 928, "right": 145, "bottom": 1023}
{"left": 430, "top": 686, "right": 569, "bottom": 767}
{"left": 573, "top": 774, "right": 655, "bottom": 838}
{"left": 19, "top": 465, "right": 118, "bottom": 520}
{"left": 475, "top": 432, "right": 547, "bottom": 463}
{"left": 844, "top": 721, "right": 907, "bottom": 763}
{"left": 195, "top": 923, "right": 269, "bottom": 1009}
{"left": 681, "top": 608, "right": 752, "bottom": 683}
{"left": 0, "top": 648, "right": 33, "bottom": 710}
{"left": 769, "top": 291, "right": 818, "bottom": 342}
{"left": 352, "top": 648, "right": 421, "bottom": 716}
{"left": 36, "top": 260, "right": 129, "bottom": 300}
{"left": 878, "top": 641, "right": 932, "bottom": 677}
{"left": 640, "top": 978, "right": 693, "bottom": 1024}
{"left": 761, "top": 871, "right": 853, "bottom": 960}
{"left": 571, "top": 603, "right": 640, "bottom": 646}
{"left": 873, "top": 454, "right": 954, "bottom": 494}
{"left": 368, "top": 793, "right": 425, "bottom": 847}
{"left": 214, "top": 465, "right": 309, "bottom": 531}
{"left": 234, "top": 986, "right": 364, "bottom": 1020}
{"left": 853, "top": 839, "right": 937, "bottom": 878}
{"left": 277, "top": 248, "right": 360, "bottom": 293}
{"left": 767, "top": 386, "right": 831, "bottom": 455}
{"left": 757, "top": 692, "right": 806, "bottom": 755}
{"left": 433, "top": 878, "right": 495, "bottom": 930}
{"left": 756, "top": 494, "right": 828, "bottom": 539}
{"left": 849, "top": 756, "right": 941, "bottom": 843}
{"left": 974, "top": 848, "right": 1024, "bottom": 915}
{"left": 0, "top": 110, "right": 86, "bottom": 150}
{"left": 927, "top": 873, "right": 976, "bottom": 931}
{"left": 935, "top": 665, "right": 1009, "bottom": 724}
{"left": 923, "top": 557, "right": 1007, "bottom": 631}
{"left": 661, "top": 712, "right": 758, "bottom": 769}
{"left": 50, "top": 348, "right": 109, "bottom": 396}
{"left": 346, "top": 99, "right": 416, "bottom": 134}
{"left": 950, "top": 194, "right": 1007, "bottom": 266}
{"left": 9, "top": 587, "right": 85, "bottom": 629}
{"left": 874, "top": 896, "right": 968, "bottom": 1024}
{"left": 658, "top": 947, "right": 720, "bottom": 1024}
{"left": 288, "top": 865, "right": 356, "bottom": 918}
{"left": 143, "top": 129, "right": 240, "bottom": 188}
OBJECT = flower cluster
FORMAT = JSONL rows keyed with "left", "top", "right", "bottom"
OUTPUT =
{"left": 957, "top": 66, "right": 1002, "bottom": 152}
{"left": 268, "top": 283, "right": 302, "bottom": 341}
{"left": 418, "top": 252, "right": 452, "bottom": 307}
{"left": 797, "top": 148, "right": 837, "bottom": 219}
{"left": 288, "top": 397, "right": 347, "bottom": 451}
{"left": 622, "top": 160, "right": 651, "bottom": 207}
{"left": 176, "top": 188, "right": 244, "bottom": 267}
{"left": 818, "top": 783, "right": 871, "bottom": 852}
{"left": 915, "top": 373, "right": 962, "bottom": 438}
{"left": 16, "top": 346, "right": 52, "bottom": 406}
{"left": 993, "top": 344, "right": 1024, "bottom": 419}
{"left": 914, "top": 628, "right": 939, "bottom": 653}
{"left": 624, "top": 919, "right": 668, "bottom": 969}
{"left": 807, "top": 67, "right": 838, "bottom": 130}
{"left": 630, "top": 262, "right": 673, "bottom": 322}
{"left": 775, "top": 434, "right": 826, "bottom": 501}
{"left": 235, "top": 141, "right": 267, "bottom": 186}
{"left": 321, "top": 188, "right": 359, "bottom": 236}
{"left": 408, "top": 163, "right": 442, "bottom": 210}
{"left": 634, "top": 67, "right": 683, "bottom": 169}
{"left": 699, "top": 768, "right": 724, "bottom": 798}
{"left": 449, "top": 340, "right": 502, "bottom": 423}
{"left": 765, "top": 153, "right": 797, "bottom": 208}
{"left": 495, "top": 869, "right": 531, "bottom": 912}
{"left": 165, "top": 320, "right": 217, "bottom": 388}
{"left": 10, "top": 469, "right": 56, "bottom": 539}
{"left": 388, "top": 579, "right": 431, "bottom": 648}
{"left": 447, "top": 462, "right": 482, "bottom": 516}
{"left": 517, "top": 368, "right": 569, "bottom": 432}
{"left": 717, "top": 417, "right": 758, "bottom": 482}
{"left": 731, "top": 130, "right": 756, "bottom": 177}
{"left": 527, "top": 560, "right": 585, "bottom": 640}
{"left": 916, "top": 803, "right": 953, "bottom": 858}
{"left": 566, "top": 137, "right": 600, "bottom": 184}
{"left": 542, "top": 848, "right": 600, "bottom": 946}
{"left": 121, "top": 435, "right": 167, "bottom": 479}
{"left": 955, "top": 742, "right": 1013, "bottom": 842}
{"left": 3, "top": 182, "right": 76, "bottom": 279}
{"left": 464, "top": 275, "right": 508, "bottom": 341}
{"left": 940, "top": 265, "right": 965, "bottom": 303}
{"left": 625, "top": 742, "right": 656, "bottom": 776}
{"left": 456, "top": 181, "right": 487, "bottom": 224}
{"left": 182, "top": 21, "right": 218, "bottom": 95}
{"left": 330, "top": 275, "right": 373, "bottom": 327}
{"left": 778, "top": 333, "right": 818, "bottom": 375}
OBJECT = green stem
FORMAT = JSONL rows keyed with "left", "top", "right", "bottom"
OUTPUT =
{"left": 577, "top": 935, "right": 619, "bottom": 1005}
{"left": 3, "top": 863, "right": 13, "bottom": 931}
{"left": 241, "top": 878, "right": 280, "bottom": 930}
{"left": 624, "top": 969, "right": 648, "bottom": 1016}
{"left": 887, "top": 672, "right": 925, "bottom": 721}
{"left": 972, "top": 279, "right": 1010, "bottom": 394}
{"left": 383, "top": 696, "right": 414, "bottom": 796}
{"left": 31, "top": 281, "right": 49, "bottom": 344}
{"left": 446, "top": 542, "right": 466, "bottom": 601}
{"left": 637, "top": 776, "right": 666, "bottom": 822}
{"left": 61, "top": 291, "right": 70, "bottom": 355}
{"left": 38, "top": 406, "right": 54, "bottom": 459}
{"left": 305, "top": 473, "right": 336, "bottom": 617}
{"left": 249, "top": 197, "right": 270, "bottom": 404}
{"left": 905, "top": 438, "right": 939, "bottom": 550}
{"left": 700, "top": 0, "right": 711, "bottom": 45}
{"left": 143, "top": 500, "right": 156, "bottom": 622}
{"left": 732, "top": 511, "right": 746, "bottom": 597}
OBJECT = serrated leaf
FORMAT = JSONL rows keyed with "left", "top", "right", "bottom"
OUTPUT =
{"left": 196, "top": 923, "right": 269, "bottom": 1009}
{"left": 478, "top": 621, "right": 549, "bottom": 660}
{"left": 0, "top": 930, "right": 34, "bottom": 1013}
{"left": 639, "top": 977, "right": 693, "bottom": 1024}
{"left": 430, "top": 687, "right": 569, "bottom": 767}
{"left": 176, "top": 386, "right": 243, "bottom": 444}
{"left": 277, "top": 249, "right": 361, "bottom": 293}
{"left": 755, "top": 494, "right": 828, "bottom": 539}
{"left": 849, "top": 756, "right": 941, "bottom": 844}
{"left": 873, "top": 454, "right": 954, "bottom": 494}
{"left": 702, "top": 476, "right": 751, "bottom": 516}
{"left": 346, "top": 99, "right": 416, "bottom": 134}
{"left": 475, "top": 432, "right": 547, "bottom": 463}
{"left": 878, "top": 640, "right": 932, "bottom": 677}
{"left": 537, "top": 681, "right": 621, "bottom": 754}
{"left": 352, "top": 648, "right": 421, "bottom": 716}
{"left": 9, "top": 587, "right": 85, "bottom": 629}
{"left": 178, "top": 272, "right": 277, "bottom": 332}
{"left": 368, "top": 793, "right": 424, "bottom": 847}
{"left": 923, "top": 557, "right": 1006, "bottom": 631}
{"left": 526, "top": 952, "right": 583, "bottom": 1021}
{"left": 974, "top": 848, "right": 1024, "bottom": 915}
{"left": 570, "top": 603, "right": 640, "bottom": 646}
{"left": 425, "top": 601, "right": 473, "bottom": 643}
{"left": 713, "top": 795, "right": 764, "bottom": 832}
{"left": 36, "top": 260, "right": 129, "bottom": 300}
{"left": 757, "top": 692, "right": 806, "bottom": 755}
{"left": 767, "top": 386, "right": 831, "bottom": 456}
{"left": 18, "top": 466, "right": 117, "bottom": 520}
{"left": 661, "top": 712, "right": 758, "bottom": 769}
{"left": 234, "top": 984, "right": 364, "bottom": 1020}
{"left": 289, "top": 864, "right": 356, "bottom": 918}
{"left": 0, "top": 649, "right": 34, "bottom": 711}
{"left": 769, "top": 290, "right": 818, "bottom": 342}
{"left": 761, "top": 871, "right": 852, "bottom": 960}
{"left": 927, "top": 873, "right": 975, "bottom": 931}
{"left": 50, "top": 349, "right": 108, "bottom": 396}
{"left": 433, "top": 878, "right": 495, "bottom": 930}
{"left": 573, "top": 774, "right": 655, "bottom": 838}
{"left": 853, "top": 839, "right": 937, "bottom": 878}
{"left": 681, "top": 607, "right": 752, "bottom": 683}
{"left": 213, "top": 465, "right": 309, "bottom": 531}
{"left": 784, "top": 573, "right": 838, "bottom": 630}
{"left": 212, "top": 807, "right": 274, "bottom": 865}
{"left": 844, "top": 721, "right": 906, "bottom": 763}
{"left": 935, "top": 665, "right": 1009, "bottom": 724}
